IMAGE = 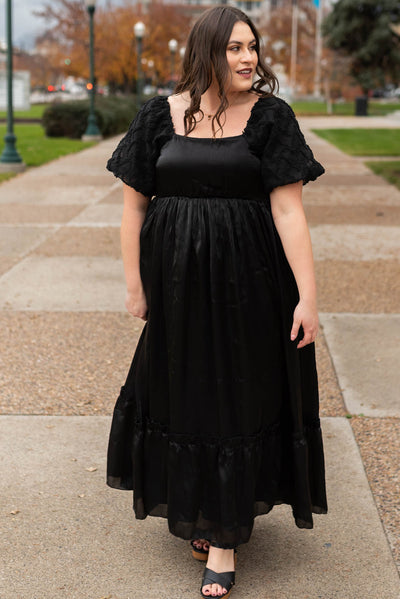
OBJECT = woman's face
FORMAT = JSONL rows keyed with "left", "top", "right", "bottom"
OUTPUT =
{"left": 225, "top": 21, "right": 258, "bottom": 92}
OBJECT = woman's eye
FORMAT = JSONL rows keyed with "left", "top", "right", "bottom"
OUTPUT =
{"left": 228, "top": 45, "right": 257, "bottom": 53}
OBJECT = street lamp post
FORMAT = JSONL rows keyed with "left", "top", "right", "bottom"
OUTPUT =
{"left": 168, "top": 39, "right": 178, "bottom": 86}
{"left": 289, "top": 0, "right": 298, "bottom": 97}
{"left": 134, "top": 21, "right": 145, "bottom": 113}
{"left": 82, "top": 0, "right": 102, "bottom": 140}
{"left": 0, "top": 0, "right": 25, "bottom": 172}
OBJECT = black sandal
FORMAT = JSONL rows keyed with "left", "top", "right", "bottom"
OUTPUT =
{"left": 191, "top": 539, "right": 210, "bottom": 561}
{"left": 200, "top": 567, "right": 235, "bottom": 598}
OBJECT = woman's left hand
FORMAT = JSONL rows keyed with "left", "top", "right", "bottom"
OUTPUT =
{"left": 290, "top": 299, "right": 319, "bottom": 349}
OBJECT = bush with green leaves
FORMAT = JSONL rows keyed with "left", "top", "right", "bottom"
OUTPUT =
{"left": 42, "top": 95, "right": 138, "bottom": 138}
{"left": 322, "top": 0, "right": 400, "bottom": 94}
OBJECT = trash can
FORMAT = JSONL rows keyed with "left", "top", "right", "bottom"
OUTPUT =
{"left": 355, "top": 96, "right": 368, "bottom": 116}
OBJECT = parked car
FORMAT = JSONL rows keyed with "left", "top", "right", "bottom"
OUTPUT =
{"left": 371, "top": 84, "right": 399, "bottom": 99}
{"left": 143, "top": 85, "right": 156, "bottom": 96}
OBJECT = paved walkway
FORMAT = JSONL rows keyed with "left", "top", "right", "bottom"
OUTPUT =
{"left": 0, "top": 115, "right": 399, "bottom": 598}
{"left": 300, "top": 113, "right": 400, "bottom": 128}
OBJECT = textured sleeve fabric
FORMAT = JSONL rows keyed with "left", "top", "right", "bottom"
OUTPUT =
{"left": 106, "top": 96, "right": 172, "bottom": 197}
{"left": 260, "top": 98, "right": 325, "bottom": 193}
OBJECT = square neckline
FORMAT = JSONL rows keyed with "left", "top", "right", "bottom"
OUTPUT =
{"left": 165, "top": 94, "right": 264, "bottom": 141}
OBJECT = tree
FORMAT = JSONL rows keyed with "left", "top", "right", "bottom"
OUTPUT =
{"left": 34, "top": 1, "right": 191, "bottom": 92}
{"left": 322, "top": 0, "right": 400, "bottom": 95}
{"left": 259, "top": 0, "right": 335, "bottom": 96}
{"left": 34, "top": 1, "right": 88, "bottom": 77}
{"left": 14, "top": 42, "right": 62, "bottom": 90}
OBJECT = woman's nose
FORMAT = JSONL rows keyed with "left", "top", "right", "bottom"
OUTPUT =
{"left": 241, "top": 48, "right": 254, "bottom": 62}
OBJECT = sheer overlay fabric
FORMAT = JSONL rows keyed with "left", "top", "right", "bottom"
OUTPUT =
{"left": 106, "top": 95, "right": 327, "bottom": 547}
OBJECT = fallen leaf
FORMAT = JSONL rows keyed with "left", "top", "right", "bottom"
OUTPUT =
{"left": 10, "top": 510, "right": 20, "bottom": 515}
{"left": 85, "top": 467, "right": 97, "bottom": 472}
{"left": 78, "top": 494, "right": 85, "bottom": 498}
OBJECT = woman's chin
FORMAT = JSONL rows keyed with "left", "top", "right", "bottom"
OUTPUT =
{"left": 228, "top": 81, "right": 254, "bottom": 94}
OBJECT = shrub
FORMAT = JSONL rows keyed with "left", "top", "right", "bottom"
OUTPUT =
{"left": 42, "top": 95, "right": 138, "bottom": 138}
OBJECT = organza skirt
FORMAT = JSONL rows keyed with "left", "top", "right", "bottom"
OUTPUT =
{"left": 107, "top": 195, "right": 327, "bottom": 547}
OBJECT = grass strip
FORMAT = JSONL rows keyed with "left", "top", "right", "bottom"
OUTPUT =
{"left": 311, "top": 128, "right": 400, "bottom": 156}
{"left": 0, "top": 124, "right": 94, "bottom": 169}
{"left": 292, "top": 100, "right": 400, "bottom": 116}
{"left": 0, "top": 104, "right": 47, "bottom": 119}
{"left": 1, "top": 100, "right": 399, "bottom": 120}
{"left": 0, "top": 172, "right": 17, "bottom": 183}
{"left": 365, "top": 161, "right": 400, "bottom": 190}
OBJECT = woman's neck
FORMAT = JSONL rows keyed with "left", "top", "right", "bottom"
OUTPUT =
{"left": 201, "top": 85, "right": 246, "bottom": 112}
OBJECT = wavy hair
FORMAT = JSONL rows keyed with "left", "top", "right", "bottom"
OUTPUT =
{"left": 174, "top": 5, "right": 279, "bottom": 137}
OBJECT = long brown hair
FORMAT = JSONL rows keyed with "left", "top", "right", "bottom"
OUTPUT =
{"left": 174, "top": 5, "right": 279, "bottom": 137}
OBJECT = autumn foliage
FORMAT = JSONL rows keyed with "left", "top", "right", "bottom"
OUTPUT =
{"left": 28, "top": 0, "right": 352, "bottom": 99}
{"left": 259, "top": 0, "right": 328, "bottom": 95}
{"left": 34, "top": 0, "right": 192, "bottom": 90}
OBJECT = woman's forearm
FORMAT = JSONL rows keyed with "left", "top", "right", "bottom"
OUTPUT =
{"left": 270, "top": 182, "right": 317, "bottom": 305}
{"left": 120, "top": 184, "right": 149, "bottom": 292}
{"left": 273, "top": 209, "right": 317, "bottom": 304}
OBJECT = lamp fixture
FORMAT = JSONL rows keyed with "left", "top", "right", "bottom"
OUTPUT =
{"left": 134, "top": 21, "right": 146, "bottom": 40}
{"left": 168, "top": 39, "right": 178, "bottom": 54}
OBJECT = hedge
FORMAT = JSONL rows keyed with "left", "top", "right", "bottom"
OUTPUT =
{"left": 42, "top": 95, "right": 139, "bottom": 138}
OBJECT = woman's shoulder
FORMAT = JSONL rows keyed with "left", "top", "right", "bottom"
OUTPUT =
{"left": 129, "top": 95, "right": 173, "bottom": 138}
{"left": 244, "top": 94, "right": 297, "bottom": 153}
{"left": 250, "top": 94, "right": 294, "bottom": 122}
{"left": 167, "top": 92, "right": 189, "bottom": 106}
{"left": 138, "top": 94, "right": 170, "bottom": 117}
{"left": 248, "top": 94, "right": 299, "bottom": 129}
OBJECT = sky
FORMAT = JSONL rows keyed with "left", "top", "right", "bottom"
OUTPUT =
{"left": 0, "top": 0, "right": 114, "bottom": 49}
{"left": 0, "top": 0, "right": 336, "bottom": 50}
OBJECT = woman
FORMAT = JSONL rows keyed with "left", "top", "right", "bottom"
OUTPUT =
{"left": 106, "top": 6, "right": 327, "bottom": 598}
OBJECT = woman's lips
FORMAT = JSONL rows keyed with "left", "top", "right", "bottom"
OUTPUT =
{"left": 237, "top": 69, "right": 253, "bottom": 79}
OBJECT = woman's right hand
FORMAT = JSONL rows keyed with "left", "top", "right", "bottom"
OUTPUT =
{"left": 125, "top": 286, "right": 148, "bottom": 321}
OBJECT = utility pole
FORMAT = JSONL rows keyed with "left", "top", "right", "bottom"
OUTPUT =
{"left": 313, "top": 0, "right": 323, "bottom": 98}
{"left": 289, "top": 0, "right": 298, "bottom": 97}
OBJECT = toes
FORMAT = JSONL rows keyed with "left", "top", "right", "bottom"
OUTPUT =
{"left": 194, "top": 538, "right": 209, "bottom": 550}
{"left": 202, "top": 583, "right": 227, "bottom": 597}
{"left": 212, "top": 583, "right": 223, "bottom": 596}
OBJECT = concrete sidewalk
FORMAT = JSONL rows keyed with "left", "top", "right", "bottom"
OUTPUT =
{"left": 1, "top": 116, "right": 400, "bottom": 598}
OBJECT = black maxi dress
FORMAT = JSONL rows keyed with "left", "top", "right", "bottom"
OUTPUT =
{"left": 106, "top": 94, "right": 328, "bottom": 548}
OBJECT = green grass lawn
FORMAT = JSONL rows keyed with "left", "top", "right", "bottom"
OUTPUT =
{"left": 1, "top": 99, "right": 398, "bottom": 119}
{"left": 365, "top": 160, "right": 400, "bottom": 191}
{"left": 0, "top": 124, "right": 94, "bottom": 183}
{"left": 0, "top": 104, "right": 47, "bottom": 120}
{"left": 311, "top": 128, "right": 400, "bottom": 156}
{"left": 292, "top": 100, "right": 400, "bottom": 116}
{"left": 0, "top": 171, "right": 18, "bottom": 183}
{"left": 312, "top": 128, "right": 400, "bottom": 188}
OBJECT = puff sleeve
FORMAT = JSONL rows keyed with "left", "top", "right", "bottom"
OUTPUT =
{"left": 261, "top": 99, "right": 325, "bottom": 193}
{"left": 106, "top": 96, "right": 172, "bottom": 197}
